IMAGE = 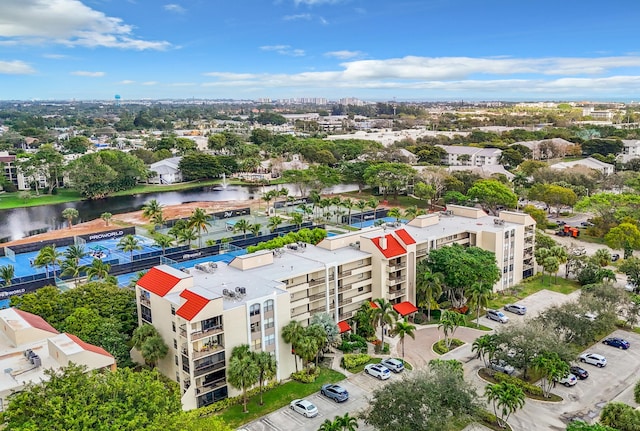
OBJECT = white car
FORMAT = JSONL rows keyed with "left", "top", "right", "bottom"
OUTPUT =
{"left": 504, "top": 304, "right": 527, "bottom": 315}
{"left": 364, "top": 363, "right": 391, "bottom": 380}
{"left": 289, "top": 399, "right": 318, "bottom": 418}
{"left": 579, "top": 353, "right": 607, "bottom": 368}
{"left": 555, "top": 373, "right": 578, "bottom": 387}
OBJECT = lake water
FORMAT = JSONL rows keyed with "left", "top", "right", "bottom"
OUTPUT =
{"left": 0, "top": 183, "right": 359, "bottom": 241}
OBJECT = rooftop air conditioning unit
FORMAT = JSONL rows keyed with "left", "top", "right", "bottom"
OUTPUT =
{"left": 494, "top": 219, "right": 505, "bottom": 225}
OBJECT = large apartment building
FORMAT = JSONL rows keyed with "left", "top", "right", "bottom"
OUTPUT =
{"left": 134, "top": 205, "right": 535, "bottom": 410}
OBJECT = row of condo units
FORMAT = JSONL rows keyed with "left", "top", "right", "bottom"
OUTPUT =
{"left": 133, "top": 205, "right": 535, "bottom": 409}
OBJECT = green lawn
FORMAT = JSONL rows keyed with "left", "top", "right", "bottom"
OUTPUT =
{"left": 488, "top": 275, "right": 580, "bottom": 309}
{"left": 218, "top": 367, "right": 345, "bottom": 428}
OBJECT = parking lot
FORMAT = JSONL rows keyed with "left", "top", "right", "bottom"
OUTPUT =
{"left": 240, "top": 371, "right": 396, "bottom": 431}
{"left": 467, "top": 329, "right": 640, "bottom": 429}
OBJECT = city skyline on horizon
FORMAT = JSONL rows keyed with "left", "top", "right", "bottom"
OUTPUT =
{"left": 1, "top": 0, "right": 640, "bottom": 102}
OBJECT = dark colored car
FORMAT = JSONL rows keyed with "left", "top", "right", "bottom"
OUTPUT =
{"left": 320, "top": 384, "right": 349, "bottom": 402}
{"left": 570, "top": 365, "right": 589, "bottom": 380}
{"left": 603, "top": 337, "right": 630, "bottom": 349}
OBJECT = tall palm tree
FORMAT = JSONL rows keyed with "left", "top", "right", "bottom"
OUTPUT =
{"left": 387, "top": 207, "right": 402, "bottom": 223}
{"left": 153, "top": 234, "right": 174, "bottom": 255}
{"left": 100, "top": 212, "right": 112, "bottom": 226}
{"left": 268, "top": 215, "right": 284, "bottom": 233}
{"left": 282, "top": 320, "right": 304, "bottom": 372}
{"left": 367, "top": 197, "right": 380, "bottom": 219}
{"left": 318, "top": 198, "right": 331, "bottom": 220}
{"left": 177, "top": 226, "right": 198, "bottom": 248}
{"left": 309, "top": 190, "right": 321, "bottom": 219}
{"left": 262, "top": 189, "right": 278, "bottom": 215}
{"left": 550, "top": 245, "right": 568, "bottom": 282}
{"left": 467, "top": 282, "right": 493, "bottom": 326}
{"left": 64, "top": 244, "right": 87, "bottom": 264}
{"left": 278, "top": 188, "right": 290, "bottom": 214}
{"left": 472, "top": 334, "right": 498, "bottom": 368}
{"left": 291, "top": 212, "right": 304, "bottom": 230}
{"left": 233, "top": 219, "right": 252, "bottom": 239}
{"left": 371, "top": 298, "right": 398, "bottom": 349}
{"left": 227, "top": 353, "right": 259, "bottom": 413}
{"left": 188, "top": 208, "right": 211, "bottom": 248}
{"left": 319, "top": 419, "right": 341, "bottom": 431}
{"left": 254, "top": 351, "right": 277, "bottom": 406}
{"left": 34, "top": 245, "right": 62, "bottom": 278}
{"left": 61, "top": 208, "right": 79, "bottom": 229}
{"left": 0, "top": 265, "right": 14, "bottom": 286}
{"left": 337, "top": 412, "right": 359, "bottom": 431}
{"left": 438, "top": 310, "right": 466, "bottom": 350}
{"left": 485, "top": 382, "right": 526, "bottom": 429}
{"left": 61, "top": 258, "right": 87, "bottom": 287}
{"left": 168, "top": 219, "right": 187, "bottom": 242}
{"left": 355, "top": 200, "right": 368, "bottom": 228}
{"left": 404, "top": 205, "right": 424, "bottom": 221}
{"left": 142, "top": 199, "right": 163, "bottom": 221}
{"left": 416, "top": 264, "right": 444, "bottom": 322}
{"left": 392, "top": 318, "right": 416, "bottom": 365}
{"left": 118, "top": 234, "right": 142, "bottom": 262}
{"left": 86, "top": 259, "right": 112, "bottom": 282}
{"left": 342, "top": 198, "right": 355, "bottom": 225}
{"left": 249, "top": 223, "right": 262, "bottom": 237}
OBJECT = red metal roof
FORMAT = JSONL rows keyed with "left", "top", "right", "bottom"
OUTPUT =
{"left": 338, "top": 321, "right": 351, "bottom": 333}
{"left": 14, "top": 309, "right": 58, "bottom": 334}
{"left": 394, "top": 229, "right": 416, "bottom": 245}
{"left": 65, "top": 333, "right": 114, "bottom": 358}
{"left": 393, "top": 301, "right": 418, "bottom": 316}
{"left": 137, "top": 267, "right": 181, "bottom": 297}
{"left": 176, "top": 290, "right": 209, "bottom": 321}
{"left": 369, "top": 301, "right": 379, "bottom": 309}
{"left": 371, "top": 234, "right": 406, "bottom": 258}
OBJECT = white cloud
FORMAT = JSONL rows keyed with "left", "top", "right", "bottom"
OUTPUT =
{"left": 283, "top": 14, "right": 311, "bottom": 21}
{"left": 163, "top": 4, "right": 186, "bottom": 14}
{"left": 325, "top": 50, "right": 364, "bottom": 60}
{"left": 260, "top": 45, "right": 305, "bottom": 56}
{"left": 117, "top": 80, "right": 136, "bottom": 85}
{"left": 142, "top": 81, "right": 158, "bottom": 86}
{"left": 0, "top": 60, "right": 34, "bottom": 74}
{"left": 0, "top": 0, "right": 171, "bottom": 50}
{"left": 71, "top": 70, "right": 105, "bottom": 77}
{"left": 42, "top": 53, "right": 68, "bottom": 59}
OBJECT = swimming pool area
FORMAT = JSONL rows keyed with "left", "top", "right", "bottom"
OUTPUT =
{"left": 350, "top": 216, "right": 408, "bottom": 229}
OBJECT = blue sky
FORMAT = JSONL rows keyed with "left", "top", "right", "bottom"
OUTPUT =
{"left": 1, "top": 0, "right": 640, "bottom": 102}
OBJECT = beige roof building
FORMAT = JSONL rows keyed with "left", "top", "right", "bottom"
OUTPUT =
{"left": 0, "top": 308, "right": 116, "bottom": 411}
{"left": 134, "top": 205, "right": 535, "bottom": 410}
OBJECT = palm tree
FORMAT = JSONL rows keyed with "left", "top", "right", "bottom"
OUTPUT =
{"left": 153, "top": 233, "right": 174, "bottom": 255}
{"left": 297, "top": 204, "right": 313, "bottom": 220}
{"left": 309, "top": 190, "right": 321, "bottom": 218}
{"left": 227, "top": 353, "right": 259, "bottom": 413}
{"left": 416, "top": 265, "right": 444, "bottom": 322}
{"left": 467, "top": 282, "right": 493, "bottom": 326}
{"left": 254, "top": 351, "right": 277, "bottom": 406}
{"left": 355, "top": 200, "right": 368, "bottom": 228}
{"left": 318, "top": 198, "right": 331, "bottom": 220}
{"left": 550, "top": 245, "right": 568, "bottom": 283}
{"left": 101, "top": 212, "right": 112, "bottom": 226}
{"left": 0, "top": 265, "right": 14, "bottom": 286}
{"left": 318, "top": 419, "right": 341, "bottom": 431}
{"left": 64, "top": 244, "right": 86, "bottom": 264}
{"left": 278, "top": 188, "right": 290, "bottom": 213}
{"left": 168, "top": 219, "right": 187, "bottom": 242}
{"left": 404, "top": 205, "right": 424, "bottom": 221}
{"left": 61, "top": 208, "right": 79, "bottom": 229}
{"left": 132, "top": 324, "right": 168, "bottom": 369}
{"left": 371, "top": 298, "right": 398, "bottom": 349}
{"left": 150, "top": 211, "right": 166, "bottom": 229}
{"left": 86, "top": 259, "right": 111, "bottom": 282}
{"left": 177, "top": 226, "right": 198, "bottom": 248}
{"left": 438, "top": 310, "right": 466, "bottom": 350}
{"left": 392, "top": 318, "right": 416, "bottom": 364}
{"left": 142, "top": 199, "right": 163, "bottom": 220}
{"left": 291, "top": 212, "right": 304, "bottom": 230}
{"left": 485, "top": 382, "right": 526, "bottom": 429}
{"left": 336, "top": 412, "right": 359, "bottom": 431}
{"left": 367, "top": 197, "right": 380, "bottom": 219}
{"left": 262, "top": 189, "right": 278, "bottom": 215}
{"left": 61, "top": 258, "right": 87, "bottom": 287}
{"left": 472, "top": 334, "right": 498, "bottom": 368}
{"left": 117, "top": 234, "right": 142, "bottom": 262}
{"left": 188, "top": 208, "right": 211, "bottom": 247}
{"left": 34, "top": 245, "right": 62, "bottom": 278}
{"left": 342, "top": 198, "right": 355, "bottom": 225}
{"left": 249, "top": 223, "right": 262, "bottom": 237}
{"left": 268, "top": 215, "right": 284, "bottom": 233}
{"left": 387, "top": 207, "right": 402, "bottom": 223}
{"left": 282, "top": 320, "right": 304, "bottom": 372}
{"left": 233, "top": 219, "right": 252, "bottom": 239}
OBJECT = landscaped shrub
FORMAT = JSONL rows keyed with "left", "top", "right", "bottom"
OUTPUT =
{"left": 493, "top": 371, "right": 543, "bottom": 397}
{"left": 291, "top": 367, "right": 320, "bottom": 383}
{"left": 197, "top": 380, "right": 280, "bottom": 415}
{"left": 374, "top": 342, "right": 390, "bottom": 354}
{"left": 413, "top": 312, "right": 429, "bottom": 324}
{"left": 337, "top": 333, "right": 367, "bottom": 353}
{"left": 246, "top": 228, "right": 327, "bottom": 253}
{"left": 634, "top": 380, "right": 640, "bottom": 404}
{"left": 341, "top": 353, "right": 371, "bottom": 370}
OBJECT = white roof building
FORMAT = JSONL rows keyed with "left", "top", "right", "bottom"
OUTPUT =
{"left": 149, "top": 157, "right": 183, "bottom": 185}
{"left": 550, "top": 157, "right": 614, "bottom": 176}
{"left": 619, "top": 140, "right": 640, "bottom": 163}
{"left": 436, "top": 145, "right": 502, "bottom": 166}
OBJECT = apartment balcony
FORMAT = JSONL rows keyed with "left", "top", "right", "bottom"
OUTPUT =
{"left": 195, "top": 377, "right": 226, "bottom": 395}
{"left": 194, "top": 359, "right": 225, "bottom": 377}
{"left": 309, "top": 276, "right": 334, "bottom": 287}
{"left": 338, "top": 297, "right": 353, "bottom": 307}
{"left": 416, "top": 249, "right": 428, "bottom": 257}
{"left": 388, "top": 288, "right": 406, "bottom": 299}
{"left": 179, "top": 326, "right": 187, "bottom": 338}
{"left": 338, "top": 283, "right": 353, "bottom": 293}
{"left": 387, "top": 263, "right": 406, "bottom": 272}
{"left": 193, "top": 344, "right": 224, "bottom": 360}
{"left": 387, "top": 276, "right": 406, "bottom": 287}
{"left": 338, "top": 269, "right": 352, "bottom": 278}
{"left": 308, "top": 292, "right": 327, "bottom": 302}
{"left": 191, "top": 325, "right": 224, "bottom": 341}
{"left": 338, "top": 310, "right": 353, "bottom": 320}
{"left": 139, "top": 296, "right": 151, "bottom": 307}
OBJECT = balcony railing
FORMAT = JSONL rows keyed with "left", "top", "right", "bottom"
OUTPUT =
{"left": 194, "top": 360, "right": 225, "bottom": 377}
{"left": 139, "top": 296, "right": 151, "bottom": 307}
{"left": 387, "top": 263, "right": 406, "bottom": 272}
{"left": 195, "top": 377, "right": 226, "bottom": 395}
{"left": 388, "top": 288, "right": 406, "bottom": 298}
{"left": 338, "top": 283, "right": 353, "bottom": 292}
{"left": 338, "top": 269, "right": 352, "bottom": 278}
{"left": 308, "top": 292, "right": 326, "bottom": 301}
{"left": 338, "top": 297, "right": 352, "bottom": 306}
{"left": 193, "top": 344, "right": 224, "bottom": 360}
{"left": 387, "top": 276, "right": 406, "bottom": 286}
{"left": 191, "top": 325, "right": 224, "bottom": 341}
{"left": 338, "top": 311, "right": 353, "bottom": 320}
{"left": 416, "top": 249, "right": 428, "bottom": 257}
{"left": 179, "top": 327, "right": 187, "bottom": 338}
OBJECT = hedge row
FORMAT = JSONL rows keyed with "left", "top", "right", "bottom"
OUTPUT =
{"left": 493, "top": 371, "right": 544, "bottom": 397}
{"left": 341, "top": 353, "right": 371, "bottom": 370}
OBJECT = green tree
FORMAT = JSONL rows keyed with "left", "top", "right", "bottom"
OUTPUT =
{"left": 153, "top": 233, "right": 174, "bottom": 255}
{"left": 254, "top": 351, "right": 277, "bottom": 406}
{"left": 387, "top": 207, "right": 402, "bottom": 223}
{"left": 64, "top": 244, "right": 87, "bottom": 264}
{"left": 227, "top": 350, "right": 260, "bottom": 413}
{"left": 467, "top": 282, "right": 493, "bottom": 326}
{"left": 268, "top": 215, "right": 284, "bottom": 233}
{"left": 336, "top": 412, "right": 359, "bottom": 431}
{"left": 100, "top": 212, "right": 113, "bottom": 226}
{"left": 282, "top": 320, "right": 305, "bottom": 372}
{"left": 529, "top": 183, "right": 578, "bottom": 216}
{"left": 472, "top": 333, "right": 498, "bottom": 368}
{"left": 485, "top": 382, "right": 526, "bottom": 429}
{"left": 233, "top": 219, "right": 252, "bottom": 239}
{"left": 605, "top": 222, "right": 640, "bottom": 258}
{"left": 132, "top": 324, "right": 169, "bottom": 368}
{"left": 371, "top": 298, "right": 398, "bottom": 349}
{"left": 438, "top": 310, "right": 466, "bottom": 350}
{"left": 467, "top": 179, "right": 517, "bottom": 215}
{"left": 414, "top": 182, "right": 436, "bottom": 209}
{"left": 363, "top": 162, "right": 416, "bottom": 201}
{"left": 34, "top": 244, "right": 62, "bottom": 278}
{"left": 620, "top": 257, "right": 640, "bottom": 288}
{"left": 567, "top": 421, "right": 616, "bottom": 431}
{"left": 416, "top": 263, "right": 443, "bottom": 322}
{"left": 535, "top": 247, "right": 560, "bottom": 285}
{"left": 291, "top": 212, "right": 304, "bottom": 229}
{"left": 61, "top": 258, "right": 87, "bottom": 287}
{"left": 249, "top": 223, "right": 262, "bottom": 237}
{"left": 62, "top": 207, "right": 79, "bottom": 229}
{"left": 0, "top": 264, "right": 14, "bottom": 286}
{"left": 177, "top": 225, "right": 198, "bottom": 247}
{"left": 532, "top": 351, "right": 569, "bottom": 398}
{"left": 86, "top": 259, "right": 113, "bottom": 283}
{"left": 188, "top": 207, "right": 211, "bottom": 247}
{"left": 392, "top": 318, "right": 416, "bottom": 364}
{"left": 600, "top": 402, "right": 640, "bottom": 431}
{"left": 142, "top": 199, "right": 164, "bottom": 221}
{"left": 117, "top": 234, "right": 142, "bottom": 261}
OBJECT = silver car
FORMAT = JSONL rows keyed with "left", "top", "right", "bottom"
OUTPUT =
{"left": 489, "top": 359, "right": 515, "bottom": 375}
{"left": 504, "top": 304, "right": 527, "bottom": 315}
{"left": 486, "top": 309, "right": 509, "bottom": 323}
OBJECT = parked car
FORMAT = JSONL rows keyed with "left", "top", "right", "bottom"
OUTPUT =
{"left": 557, "top": 220, "right": 566, "bottom": 226}
{"left": 380, "top": 358, "right": 405, "bottom": 373}
{"left": 570, "top": 365, "right": 589, "bottom": 380}
{"left": 555, "top": 373, "right": 578, "bottom": 387}
{"left": 579, "top": 353, "right": 607, "bottom": 367}
{"left": 486, "top": 309, "right": 509, "bottom": 323}
{"left": 489, "top": 359, "right": 515, "bottom": 375}
{"left": 504, "top": 304, "right": 527, "bottom": 315}
{"left": 581, "top": 221, "right": 595, "bottom": 227}
{"left": 603, "top": 337, "right": 630, "bottom": 349}
{"left": 583, "top": 312, "right": 597, "bottom": 322}
{"left": 320, "top": 384, "right": 349, "bottom": 403}
{"left": 611, "top": 253, "right": 620, "bottom": 262}
{"left": 289, "top": 399, "right": 318, "bottom": 418}
{"left": 364, "top": 363, "right": 391, "bottom": 380}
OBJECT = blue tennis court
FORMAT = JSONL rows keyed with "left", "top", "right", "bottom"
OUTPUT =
{"left": 350, "top": 216, "right": 407, "bottom": 229}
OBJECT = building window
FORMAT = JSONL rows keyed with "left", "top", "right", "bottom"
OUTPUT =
{"left": 176, "top": 372, "right": 180, "bottom": 382}
{"left": 263, "top": 317, "right": 274, "bottom": 329}
{"left": 250, "top": 304, "right": 261, "bottom": 316}
{"left": 264, "top": 300, "right": 274, "bottom": 312}
{"left": 175, "top": 355, "right": 179, "bottom": 366}
{"left": 173, "top": 339, "right": 177, "bottom": 349}
{"left": 172, "top": 322, "right": 176, "bottom": 332}
{"left": 251, "top": 321, "right": 261, "bottom": 333}
{"left": 140, "top": 305, "right": 152, "bottom": 323}
{"left": 171, "top": 305, "right": 176, "bottom": 315}
{"left": 252, "top": 338, "right": 261, "bottom": 350}
{"left": 265, "top": 334, "right": 275, "bottom": 346}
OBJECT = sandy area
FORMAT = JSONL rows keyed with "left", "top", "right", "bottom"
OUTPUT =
{"left": 3, "top": 199, "right": 260, "bottom": 247}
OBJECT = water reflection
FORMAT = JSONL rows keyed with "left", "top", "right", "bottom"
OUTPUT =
{"left": 0, "top": 183, "right": 358, "bottom": 241}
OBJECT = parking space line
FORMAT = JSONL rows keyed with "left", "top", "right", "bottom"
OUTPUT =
{"left": 261, "top": 417, "right": 281, "bottom": 431}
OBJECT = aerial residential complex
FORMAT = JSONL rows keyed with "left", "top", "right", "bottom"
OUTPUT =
{"left": 134, "top": 205, "right": 535, "bottom": 409}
